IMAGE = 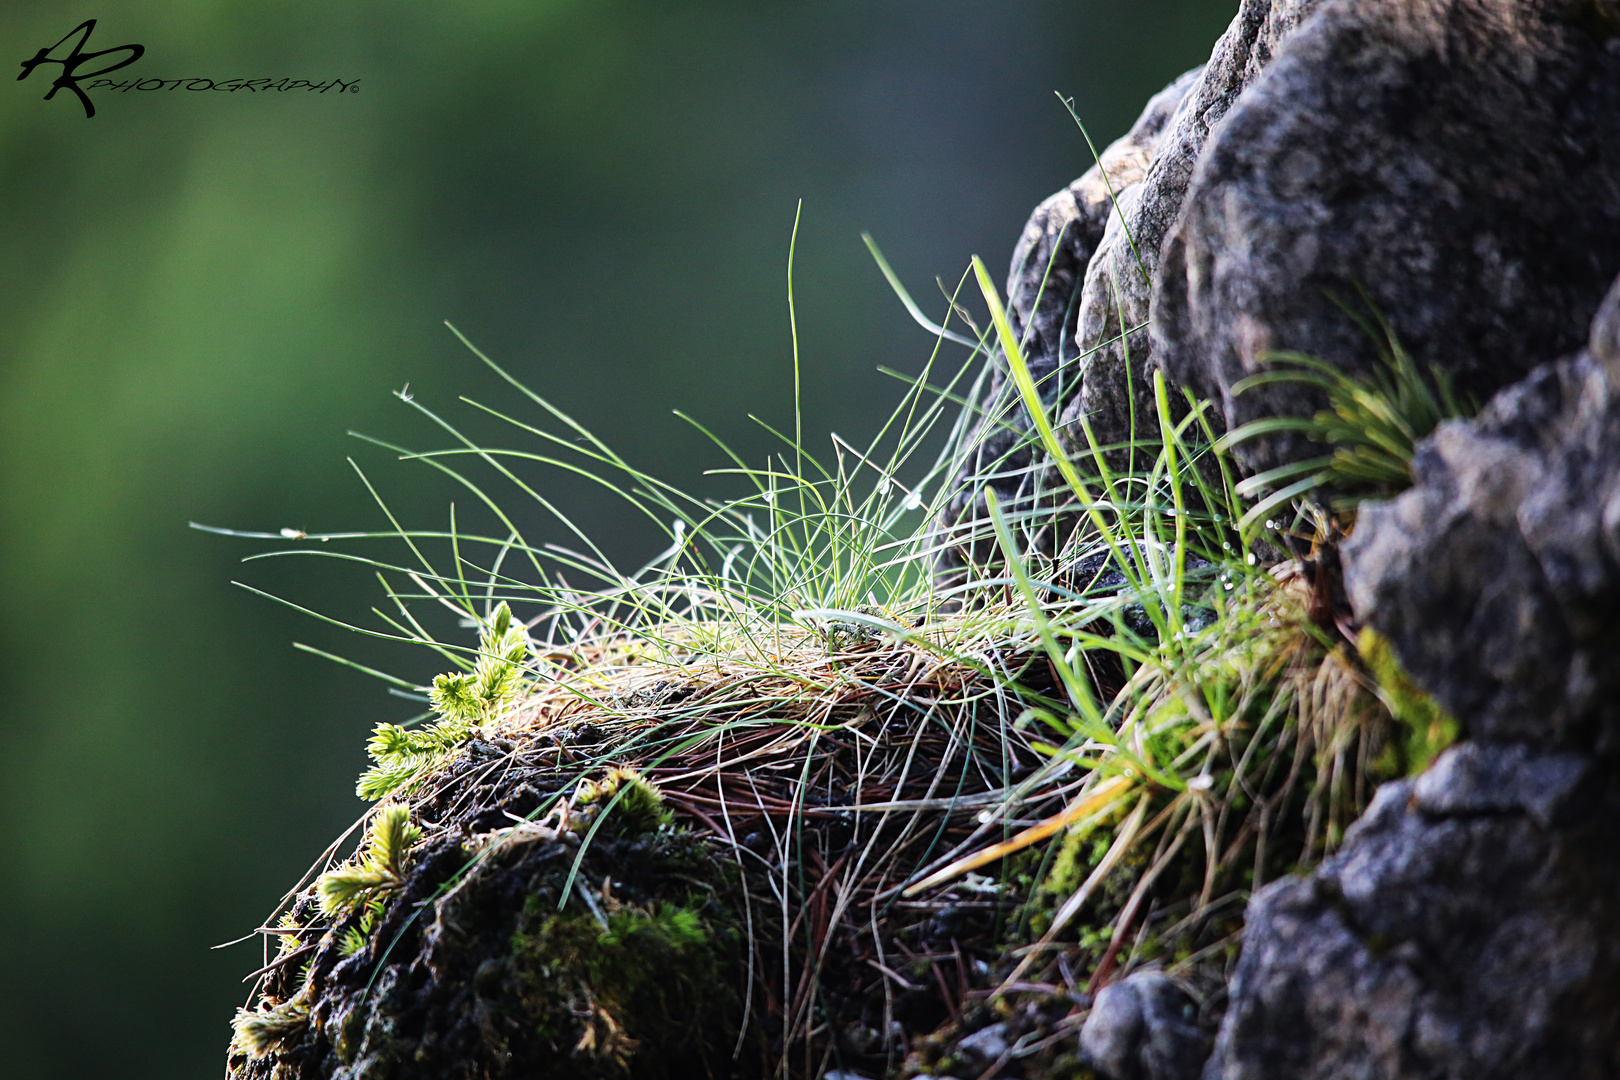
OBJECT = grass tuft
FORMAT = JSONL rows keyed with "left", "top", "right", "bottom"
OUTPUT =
{"left": 212, "top": 223, "right": 1441, "bottom": 1077}
{"left": 1217, "top": 302, "right": 1473, "bottom": 526}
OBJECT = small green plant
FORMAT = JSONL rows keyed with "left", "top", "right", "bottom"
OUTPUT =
{"left": 357, "top": 600, "right": 530, "bottom": 799}
{"left": 230, "top": 992, "right": 311, "bottom": 1060}
{"left": 1218, "top": 304, "right": 1472, "bottom": 527}
{"left": 338, "top": 898, "right": 387, "bottom": 957}
{"left": 1360, "top": 627, "right": 1458, "bottom": 776}
{"left": 573, "top": 766, "right": 673, "bottom": 835}
{"left": 317, "top": 802, "right": 421, "bottom": 915}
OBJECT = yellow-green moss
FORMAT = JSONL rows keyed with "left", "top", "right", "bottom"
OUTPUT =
{"left": 1360, "top": 627, "right": 1458, "bottom": 777}
{"left": 510, "top": 896, "right": 740, "bottom": 1076}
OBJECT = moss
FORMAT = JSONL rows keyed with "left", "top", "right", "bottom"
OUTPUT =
{"left": 227, "top": 785, "right": 747, "bottom": 1080}
{"left": 572, "top": 767, "right": 674, "bottom": 837}
{"left": 317, "top": 803, "right": 420, "bottom": 916}
{"left": 356, "top": 603, "right": 531, "bottom": 800}
{"left": 1360, "top": 628, "right": 1458, "bottom": 777}
{"left": 511, "top": 900, "right": 737, "bottom": 1076}
{"left": 232, "top": 993, "right": 313, "bottom": 1060}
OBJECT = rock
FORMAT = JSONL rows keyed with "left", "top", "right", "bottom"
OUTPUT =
{"left": 937, "top": 67, "right": 1199, "bottom": 582}
{"left": 1154, "top": 0, "right": 1620, "bottom": 476}
{"left": 1204, "top": 747, "right": 1620, "bottom": 1080}
{"left": 954, "top": 1021, "right": 1011, "bottom": 1073}
{"left": 940, "top": 0, "right": 1333, "bottom": 581}
{"left": 1410, "top": 742, "right": 1600, "bottom": 829}
{"left": 1063, "top": 0, "right": 1329, "bottom": 461}
{"left": 1341, "top": 296, "right": 1620, "bottom": 751}
{"left": 1590, "top": 272, "right": 1620, "bottom": 381}
{"left": 1007, "top": 69, "right": 1201, "bottom": 380}
{"left": 1078, "top": 971, "right": 1207, "bottom": 1080}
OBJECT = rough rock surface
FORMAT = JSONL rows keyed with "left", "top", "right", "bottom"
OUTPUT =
{"left": 1341, "top": 296, "right": 1620, "bottom": 753}
{"left": 1008, "top": 69, "right": 1201, "bottom": 400}
{"left": 1204, "top": 745, "right": 1620, "bottom": 1080}
{"left": 937, "top": 68, "right": 1198, "bottom": 581}
{"left": 1155, "top": 0, "right": 1620, "bottom": 474}
{"left": 940, "top": 0, "right": 1332, "bottom": 577}
{"left": 1078, "top": 971, "right": 1207, "bottom": 1080}
{"left": 1063, "top": 0, "right": 1328, "bottom": 460}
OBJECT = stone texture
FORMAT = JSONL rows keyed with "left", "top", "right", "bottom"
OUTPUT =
{"left": 1341, "top": 285, "right": 1620, "bottom": 752}
{"left": 939, "top": 0, "right": 1333, "bottom": 582}
{"left": 1079, "top": 971, "right": 1207, "bottom": 1080}
{"left": 1204, "top": 745, "right": 1620, "bottom": 1080}
{"left": 1410, "top": 742, "right": 1600, "bottom": 829}
{"left": 1063, "top": 0, "right": 1329, "bottom": 461}
{"left": 936, "top": 68, "right": 1199, "bottom": 582}
{"left": 1006, "top": 70, "right": 1201, "bottom": 384}
{"left": 1154, "top": 0, "right": 1620, "bottom": 475}
{"left": 953, "top": 1021, "right": 1011, "bottom": 1075}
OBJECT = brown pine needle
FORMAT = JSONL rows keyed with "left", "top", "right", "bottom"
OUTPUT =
{"left": 903, "top": 774, "right": 1134, "bottom": 896}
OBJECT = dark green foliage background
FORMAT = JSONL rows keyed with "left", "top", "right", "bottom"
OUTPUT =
{"left": 0, "top": 2, "right": 1233, "bottom": 1076}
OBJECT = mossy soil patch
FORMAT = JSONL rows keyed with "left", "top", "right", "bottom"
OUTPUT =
{"left": 231, "top": 785, "right": 749, "bottom": 1079}
{"left": 225, "top": 602, "right": 1384, "bottom": 1080}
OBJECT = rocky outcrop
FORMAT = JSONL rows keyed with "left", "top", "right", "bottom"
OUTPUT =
{"left": 1154, "top": 0, "right": 1620, "bottom": 475}
{"left": 941, "top": 0, "right": 1338, "bottom": 577}
{"left": 1062, "top": 0, "right": 1328, "bottom": 461}
{"left": 1205, "top": 215, "right": 1620, "bottom": 1080}
{"left": 1007, "top": 70, "right": 1199, "bottom": 400}
{"left": 1057, "top": 4, "right": 1620, "bottom": 1078}
{"left": 1207, "top": 270, "right": 1620, "bottom": 1080}
{"left": 938, "top": 0, "right": 1620, "bottom": 1073}
{"left": 936, "top": 68, "right": 1198, "bottom": 580}
{"left": 1341, "top": 290, "right": 1620, "bottom": 753}
{"left": 1203, "top": 744, "right": 1620, "bottom": 1080}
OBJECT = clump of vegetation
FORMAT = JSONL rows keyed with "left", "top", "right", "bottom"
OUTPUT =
{"left": 212, "top": 220, "right": 1467, "bottom": 1079}
{"left": 1218, "top": 300, "right": 1474, "bottom": 526}
{"left": 336, "top": 898, "right": 386, "bottom": 957}
{"left": 573, "top": 767, "right": 674, "bottom": 836}
{"left": 357, "top": 601, "right": 530, "bottom": 799}
{"left": 316, "top": 802, "right": 420, "bottom": 914}
{"left": 231, "top": 992, "right": 313, "bottom": 1061}
{"left": 512, "top": 900, "right": 733, "bottom": 1075}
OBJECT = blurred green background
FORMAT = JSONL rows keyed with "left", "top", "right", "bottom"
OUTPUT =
{"left": 0, "top": 2, "right": 1234, "bottom": 1075}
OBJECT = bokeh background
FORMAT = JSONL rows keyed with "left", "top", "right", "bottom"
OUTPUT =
{"left": 0, "top": 2, "right": 1236, "bottom": 1075}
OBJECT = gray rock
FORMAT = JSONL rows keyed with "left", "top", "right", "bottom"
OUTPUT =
{"left": 937, "top": 68, "right": 1199, "bottom": 582}
{"left": 954, "top": 1021, "right": 1011, "bottom": 1072}
{"left": 941, "top": 0, "right": 1333, "bottom": 579}
{"left": 1009, "top": 70, "right": 1200, "bottom": 395}
{"left": 1079, "top": 971, "right": 1207, "bottom": 1080}
{"left": 1154, "top": 0, "right": 1620, "bottom": 476}
{"left": 1590, "top": 271, "right": 1620, "bottom": 382}
{"left": 1411, "top": 743, "right": 1600, "bottom": 829}
{"left": 1342, "top": 334, "right": 1620, "bottom": 752}
{"left": 1064, "top": 0, "right": 1328, "bottom": 462}
{"left": 939, "top": 1, "right": 1334, "bottom": 585}
{"left": 1204, "top": 755, "right": 1620, "bottom": 1080}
